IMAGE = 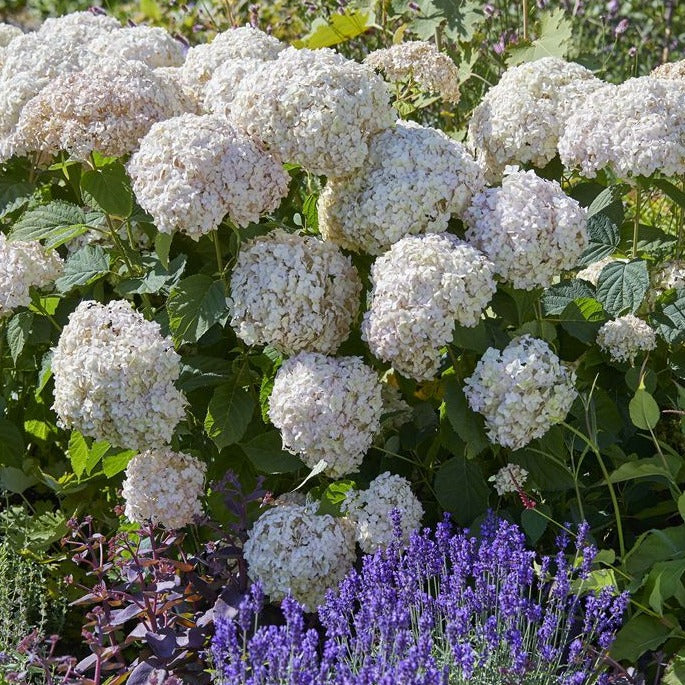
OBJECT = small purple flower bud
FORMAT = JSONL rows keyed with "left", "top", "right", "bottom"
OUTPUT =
{"left": 614, "top": 18, "right": 629, "bottom": 36}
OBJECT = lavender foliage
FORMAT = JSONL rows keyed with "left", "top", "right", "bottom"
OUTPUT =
{"left": 212, "top": 515, "right": 629, "bottom": 685}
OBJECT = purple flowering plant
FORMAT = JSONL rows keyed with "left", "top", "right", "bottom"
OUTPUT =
{"left": 212, "top": 514, "right": 629, "bottom": 685}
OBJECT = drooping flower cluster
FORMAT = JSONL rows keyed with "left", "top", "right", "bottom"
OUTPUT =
{"left": 230, "top": 230, "right": 361, "bottom": 355}
{"left": 596, "top": 315, "right": 657, "bottom": 364}
{"left": 122, "top": 449, "right": 205, "bottom": 529}
{"left": 0, "top": 11, "right": 120, "bottom": 160}
{"left": 227, "top": 46, "right": 395, "bottom": 177}
{"left": 318, "top": 120, "right": 485, "bottom": 255}
{"left": 88, "top": 25, "right": 186, "bottom": 68}
{"left": 464, "top": 336, "right": 578, "bottom": 450}
{"left": 128, "top": 114, "right": 289, "bottom": 239}
{"left": 559, "top": 76, "right": 685, "bottom": 178}
{"left": 467, "top": 57, "right": 603, "bottom": 179}
{"left": 242, "top": 503, "right": 356, "bottom": 610}
{"left": 362, "top": 233, "right": 496, "bottom": 381}
{"left": 463, "top": 169, "right": 587, "bottom": 290}
{"left": 365, "top": 40, "right": 460, "bottom": 103}
{"left": 51, "top": 300, "right": 186, "bottom": 450}
{"left": 214, "top": 516, "right": 629, "bottom": 684}
{"left": 341, "top": 472, "right": 423, "bottom": 552}
{"left": 14, "top": 57, "right": 182, "bottom": 161}
{"left": 268, "top": 353, "right": 383, "bottom": 478}
{"left": 0, "top": 234, "right": 63, "bottom": 316}
{"left": 490, "top": 463, "right": 529, "bottom": 496}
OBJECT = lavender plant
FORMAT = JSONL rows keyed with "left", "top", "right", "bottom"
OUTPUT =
{"left": 212, "top": 515, "right": 629, "bottom": 685}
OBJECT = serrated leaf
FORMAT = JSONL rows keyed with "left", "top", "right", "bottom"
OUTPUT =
{"left": 404, "top": 0, "right": 483, "bottom": 41}
{"left": 629, "top": 389, "right": 660, "bottom": 430}
{"left": 68, "top": 431, "right": 89, "bottom": 478}
{"left": 9, "top": 201, "right": 92, "bottom": 248}
{"left": 6, "top": 311, "right": 34, "bottom": 363}
{"left": 507, "top": 9, "right": 572, "bottom": 65}
{"left": 36, "top": 351, "right": 53, "bottom": 398}
{"left": 542, "top": 280, "right": 595, "bottom": 315}
{"left": 578, "top": 214, "right": 622, "bottom": 267}
{"left": 434, "top": 456, "right": 489, "bottom": 526}
{"left": 81, "top": 163, "right": 133, "bottom": 217}
{"left": 294, "top": 7, "right": 374, "bottom": 48}
{"left": 0, "top": 179, "right": 34, "bottom": 219}
{"left": 155, "top": 232, "right": 173, "bottom": 270}
{"left": 596, "top": 259, "right": 649, "bottom": 316}
{"left": 317, "top": 480, "right": 355, "bottom": 516}
{"left": 115, "top": 254, "right": 186, "bottom": 296}
{"left": 587, "top": 184, "right": 628, "bottom": 218}
{"left": 651, "top": 289, "right": 685, "bottom": 345}
{"left": 102, "top": 449, "right": 136, "bottom": 478}
{"left": 560, "top": 297, "right": 606, "bottom": 343}
{"left": 178, "top": 355, "right": 233, "bottom": 392}
{"left": 241, "top": 431, "right": 304, "bottom": 474}
{"left": 205, "top": 377, "right": 255, "bottom": 450}
{"left": 167, "top": 275, "right": 228, "bottom": 345}
{"left": 55, "top": 244, "right": 110, "bottom": 293}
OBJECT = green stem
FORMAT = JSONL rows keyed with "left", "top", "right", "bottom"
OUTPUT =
{"left": 562, "top": 422, "right": 626, "bottom": 560}
{"left": 522, "top": 0, "right": 529, "bottom": 41}
{"left": 213, "top": 230, "right": 224, "bottom": 276}
{"left": 632, "top": 185, "right": 641, "bottom": 259}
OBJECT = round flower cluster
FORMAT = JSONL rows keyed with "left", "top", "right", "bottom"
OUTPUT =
{"left": 227, "top": 46, "right": 395, "bottom": 177}
{"left": 0, "top": 23, "right": 21, "bottom": 68}
{"left": 362, "top": 233, "right": 497, "bottom": 381}
{"left": 0, "top": 234, "right": 63, "bottom": 316}
{"left": 268, "top": 353, "right": 383, "bottom": 478}
{"left": 0, "top": 12, "right": 120, "bottom": 160}
{"left": 490, "top": 463, "right": 529, "bottom": 496}
{"left": 559, "top": 77, "right": 685, "bottom": 178}
{"left": 15, "top": 57, "right": 182, "bottom": 161}
{"left": 181, "top": 26, "right": 284, "bottom": 89}
{"left": 649, "top": 259, "right": 685, "bottom": 303}
{"left": 204, "top": 59, "right": 260, "bottom": 116}
{"left": 243, "top": 503, "right": 356, "bottom": 610}
{"left": 464, "top": 335, "right": 578, "bottom": 450}
{"left": 576, "top": 257, "right": 627, "bottom": 286}
{"left": 318, "top": 120, "right": 485, "bottom": 255}
{"left": 229, "top": 230, "right": 361, "bottom": 355}
{"left": 596, "top": 315, "right": 657, "bottom": 364}
{"left": 122, "top": 449, "right": 205, "bottom": 529}
{"left": 467, "top": 57, "right": 603, "bottom": 180}
{"left": 365, "top": 40, "right": 460, "bottom": 103}
{"left": 341, "top": 472, "right": 424, "bottom": 552}
{"left": 651, "top": 59, "right": 685, "bottom": 81}
{"left": 88, "top": 25, "right": 185, "bottom": 68}
{"left": 128, "top": 114, "right": 290, "bottom": 239}
{"left": 463, "top": 169, "right": 587, "bottom": 290}
{"left": 52, "top": 300, "right": 186, "bottom": 450}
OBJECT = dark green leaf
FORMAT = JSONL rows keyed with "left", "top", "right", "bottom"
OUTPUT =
{"left": 587, "top": 185, "right": 628, "bottom": 219}
{"left": 510, "top": 448, "right": 575, "bottom": 491}
{"left": 167, "top": 275, "right": 228, "bottom": 345}
{"left": 442, "top": 377, "right": 489, "bottom": 459}
{"left": 102, "top": 449, "right": 136, "bottom": 478}
{"left": 507, "top": 9, "right": 572, "bottom": 64}
{"left": 205, "top": 377, "right": 255, "bottom": 450}
{"left": 0, "top": 419, "right": 24, "bottom": 468}
{"left": 68, "top": 431, "right": 89, "bottom": 478}
{"left": 115, "top": 254, "right": 186, "bottom": 296}
{"left": 610, "top": 614, "right": 675, "bottom": 661}
{"left": 0, "top": 466, "right": 37, "bottom": 493}
{"left": 403, "top": 0, "right": 483, "bottom": 41}
{"left": 9, "top": 201, "right": 92, "bottom": 248}
{"left": 0, "top": 179, "right": 34, "bottom": 219}
{"left": 55, "top": 245, "right": 110, "bottom": 293}
{"left": 645, "top": 559, "right": 685, "bottom": 614}
{"left": 521, "top": 506, "right": 549, "bottom": 544}
{"left": 317, "top": 480, "right": 355, "bottom": 516}
{"left": 542, "top": 280, "right": 595, "bottom": 316}
{"left": 80, "top": 163, "right": 133, "bottom": 217}
{"left": 625, "top": 526, "right": 685, "bottom": 578}
{"left": 651, "top": 289, "right": 685, "bottom": 345}
{"left": 577, "top": 214, "right": 621, "bottom": 266}
{"left": 6, "top": 311, "right": 34, "bottom": 363}
{"left": 241, "top": 430, "right": 304, "bottom": 474}
{"left": 596, "top": 259, "right": 649, "bottom": 315}
{"left": 434, "top": 456, "right": 489, "bottom": 526}
{"left": 629, "top": 389, "right": 660, "bottom": 430}
{"left": 560, "top": 297, "right": 606, "bottom": 343}
{"left": 178, "top": 355, "right": 233, "bottom": 392}
{"left": 155, "top": 232, "right": 173, "bottom": 270}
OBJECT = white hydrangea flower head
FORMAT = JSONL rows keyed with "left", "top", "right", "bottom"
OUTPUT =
{"left": 341, "top": 472, "right": 424, "bottom": 552}
{"left": 243, "top": 503, "right": 357, "bottom": 610}
{"left": 464, "top": 335, "right": 578, "bottom": 450}
{"left": 88, "top": 26, "right": 186, "bottom": 68}
{"left": 0, "top": 12, "right": 120, "bottom": 160}
{"left": 362, "top": 233, "right": 497, "bottom": 381}
{"left": 229, "top": 229, "right": 361, "bottom": 355}
{"left": 648, "top": 259, "right": 685, "bottom": 305}
{"left": 0, "top": 23, "right": 21, "bottom": 47}
{"left": 576, "top": 257, "right": 628, "bottom": 286}
{"left": 596, "top": 315, "right": 657, "bottom": 364}
{"left": 204, "top": 58, "right": 263, "bottom": 116}
{"left": 122, "top": 449, "right": 205, "bottom": 529}
{"left": 228, "top": 46, "right": 395, "bottom": 177}
{"left": 463, "top": 169, "right": 587, "bottom": 290}
{"left": 14, "top": 57, "right": 182, "bottom": 161}
{"left": 365, "top": 40, "right": 460, "bottom": 103}
{"left": 181, "top": 25, "right": 285, "bottom": 91}
{"left": 154, "top": 66, "right": 203, "bottom": 114}
{"left": 268, "top": 352, "right": 383, "bottom": 478}
{"left": 52, "top": 300, "right": 186, "bottom": 450}
{"left": 0, "top": 234, "right": 62, "bottom": 316}
{"left": 467, "top": 57, "right": 603, "bottom": 180}
{"left": 129, "top": 114, "right": 289, "bottom": 239}
{"left": 559, "top": 76, "right": 685, "bottom": 178}
{"left": 651, "top": 59, "right": 685, "bottom": 80}
{"left": 490, "top": 463, "right": 529, "bottom": 496}
{"left": 318, "top": 120, "right": 485, "bottom": 255}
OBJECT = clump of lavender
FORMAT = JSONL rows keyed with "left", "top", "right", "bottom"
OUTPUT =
{"left": 211, "top": 515, "right": 628, "bottom": 684}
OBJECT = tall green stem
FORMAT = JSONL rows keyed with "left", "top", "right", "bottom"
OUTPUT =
{"left": 522, "top": 0, "right": 529, "bottom": 40}
{"left": 213, "top": 231, "right": 224, "bottom": 276}
{"left": 632, "top": 185, "right": 641, "bottom": 259}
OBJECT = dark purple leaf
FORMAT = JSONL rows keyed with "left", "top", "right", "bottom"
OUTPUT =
{"left": 127, "top": 660, "right": 169, "bottom": 685}
{"left": 145, "top": 630, "right": 177, "bottom": 660}
{"left": 155, "top": 579, "right": 178, "bottom": 592}
{"left": 74, "top": 653, "right": 98, "bottom": 673}
{"left": 110, "top": 603, "right": 144, "bottom": 626}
